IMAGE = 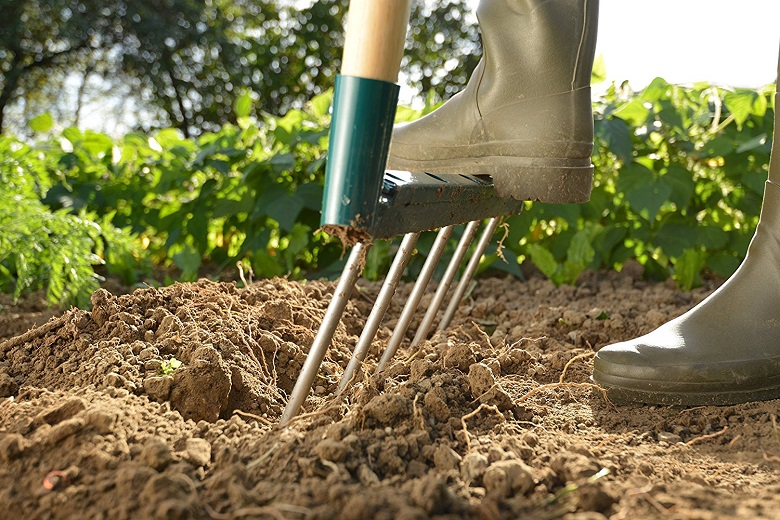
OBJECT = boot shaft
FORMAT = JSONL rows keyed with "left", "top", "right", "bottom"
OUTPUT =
{"left": 769, "top": 47, "right": 780, "bottom": 182}
{"left": 475, "top": 0, "right": 599, "bottom": 107}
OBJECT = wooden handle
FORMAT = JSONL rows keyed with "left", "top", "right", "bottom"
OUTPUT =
{"left": 341, "top": 0, "right": 412, "bottom": 83}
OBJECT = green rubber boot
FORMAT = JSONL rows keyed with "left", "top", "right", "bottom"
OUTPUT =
{"left": 387, "top": 0, "right": 599, "bottom": 202}
{"left": 593, "top": 56, "right": 780, "bottom": 405}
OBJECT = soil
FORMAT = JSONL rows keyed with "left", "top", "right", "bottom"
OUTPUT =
{"left": 1, "top": 266, "right": 779, "bottom": 519}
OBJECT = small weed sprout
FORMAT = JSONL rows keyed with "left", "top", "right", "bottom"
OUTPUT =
{"left": 160, "top": 358, "right": 183, "bottom": 375}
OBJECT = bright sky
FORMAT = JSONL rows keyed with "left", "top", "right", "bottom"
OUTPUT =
{"left": 400, "top": 0, "right": 780, "bottom": 106}
{"left": 77, "top": 0, "right": 780, "bottom": 135}
{"left": 593, "top": 0, "right": 780, "bottom": 89}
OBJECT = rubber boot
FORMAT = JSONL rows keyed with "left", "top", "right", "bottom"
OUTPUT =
{"left": 387, "top": 0, "right": 599, "bottom": 202}
{"left": 593, "top": 57, "right": 780, "bottom": 406}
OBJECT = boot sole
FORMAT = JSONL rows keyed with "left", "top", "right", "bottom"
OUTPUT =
{"left": 387, "top": 155, "right": 593, "bottom": 203}
{"left": 591, "top": 368, "right": 780, "bottom": 406}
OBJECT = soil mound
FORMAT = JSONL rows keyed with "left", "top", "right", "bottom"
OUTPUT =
{"left": 1, "top": 272, "right": 779, "bottom": 519}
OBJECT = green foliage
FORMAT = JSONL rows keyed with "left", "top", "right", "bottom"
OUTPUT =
{"left": 0, "top": 136, "right": 141, "bottom": 307}
{"left": 502, "top": 78, "right": 775, "bottom": 287}
{"left": 42, "top": 91, "right": 344, "bottom": 282}
{"left": 4, "top": 79, "right": 776, "bottom": 308}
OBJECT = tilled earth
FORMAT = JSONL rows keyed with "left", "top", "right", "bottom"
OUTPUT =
{"left": 1, "top": 267, "right": 779, "bottom": 519}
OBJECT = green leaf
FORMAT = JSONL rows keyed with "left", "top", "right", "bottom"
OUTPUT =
{"left": 566, "top": 228, "right": 596, "bottom": 270}
{"left": 660, "top": 165, "right": 695, "bottom": 210}
{"left": 655, "top": 222, "right": 698, "bottom": 257}
{"left": 296, "top": 182, "right": 324, "bottom": 210}
{"left": 617, "top": 162, "right": 672, "bottom": 220}
{"left": 29, "top": 113, "right": 54, "bottom": 133}
{"left": 641, "top": 77, "right": 671, "bottom": 102}
{"left": 707, "top": 252, "right": 741, "bottom": 278}
{"left": 597, "top": 118, "right": 632, "bottom": 162}
{"left": 673, "top": 248, "right": 706, "bottom": 291}
{"left": 697, "top": 226, "right": 728, "bottom": 249}
{"left": 309, "top": 90, "right": 333, "bottom": 118}
{"left": 613, "top": 98, "right": 649, "bottom": 127}
{"left": 724, "top": 89, "right": 759, "bottom": 128}
{"left": 526, "top": 244, "right": 558, "bottom": 281}
{"left": 172, "top": 244, "right": 202, "bottom": 280}
{"left": 234, "top": 91, "right": 253, "bottom": 118}
{"left": 261, "top": 192, "right": 305, "bottom": 232}
{"left": 212, "top": 193, "right": 254, "bottom": 218}
{"left": 591, "top": 55, "right": 607, "bottom": 84}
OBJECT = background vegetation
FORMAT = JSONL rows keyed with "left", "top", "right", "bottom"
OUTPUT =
{"left": 0, "top": 0, "right": 479, "bottom": 136}
{"left": 0, "top": 0, "right": 775, "bottom": 308}
{"left": 1, "top": 77, "right": 774, "bottom": 307}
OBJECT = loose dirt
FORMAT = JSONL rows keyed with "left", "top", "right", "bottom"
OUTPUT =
{"left": 1, "top": 267, "right": 779, "bottom": 519}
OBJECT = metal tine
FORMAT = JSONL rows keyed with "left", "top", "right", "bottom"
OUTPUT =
{"left": 438, "top": 217, "right": 500, "bottom": 332}
{"left": 410, "top": 220, "right": 481, "bottom": 349}
{"left": 376, "top": 225, "right": 455, "bottom": 373}
{"left": 280, "top": 243, "right": 366, "bottom": 426}
{"left": 337, "top": 232, "right": 421, "bottom": 394}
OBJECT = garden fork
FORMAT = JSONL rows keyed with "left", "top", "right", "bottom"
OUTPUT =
{"left": 279, "top": 0, "right": 523, "bottom": 425}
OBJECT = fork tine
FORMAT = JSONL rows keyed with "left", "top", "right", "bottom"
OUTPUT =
{"left": 437, "top": 217, "right": 500, "bottom": 332}
{"left": 410, "top": 220, "right": 481, "bottom": 348}
{"left": 337, "top": 232, "right": 420, "bottom": 393}
{"left": 376, "top": 225, "right": 455, "bottom": 373}
{"left": 280, "top": 243, "right": 366, "bottom": 426}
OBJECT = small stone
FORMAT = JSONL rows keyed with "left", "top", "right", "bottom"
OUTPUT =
{"left": 433, "top": 444, "right": 462, "bottom": 471}
{"left": 0, "top": 434, "right": 29, "bottom": 462}
{"left": 184, "top": 438, "right": 212, "bottom": 467}
{"left": 411, "top": 476, "right": 453, "bottom": 515}
{"left": 34, "top": 398, "right": 86, "bottom": 427}
{"left": 363, "top": 393, "right": 409, "bottom": 425}
{"left": 460, "top": 452, "right": 489, "bottom": 481}
{"left": 468, "top": 363, "right": 514, "bottom": 410}
{"left": 410, "top": 359, "right": 432, "bottom": 382}
{"left": 423, "top": 390, "right": 451, "bottom": 422}
{"left": 140, "top": 438, "right": 173, "bottom": 471}
{"left": 443, "top": 344, "right": 476, "bottom": 372}
{"left": 0, "top": 370, "right": 18, "bottom": 398}
{"left": 468, "top": 363, "right": 497, "bottom": 397}
{"left": 483, "top": 459, "right": 535, "bottom": 498}
{"left": 138, "top": 347, "right": 159, "bottom": 361}
{"left": 357, "top": 464, "right": 380, "bottom": 485}
{"left": 83, "top": 409, "right": 117, "bottom": 434}
{"left": 144, "top": 375, "right": 174, "bottom": 401}
{"left": 551, "top": 453, "right": 601, "bottom": 482}
{"left": 487, "top": 446, "right": 506, "bottom": 464}
{"left": 657, "top": 431, "right": 682, "bottom": 444}
{"left": 45, "top": 418, "right": 85, "bottom": 445}
{"left": 144, "top": 360, "right": 163, "bottom": 373}
{"left": 104, "top": 372, "right": 126, "bottom": 388}
{"left": 314, "top": 439, "right": 348, "bottom": 463}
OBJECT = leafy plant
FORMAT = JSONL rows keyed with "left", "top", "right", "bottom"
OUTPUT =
{"left": 0, "top": 136, "right": 141, "bottom": 307}
{"left": 6, "top": 76, "right": 776, "bottom": 307}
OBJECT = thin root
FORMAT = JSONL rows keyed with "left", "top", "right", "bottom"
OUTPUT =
{"left": 684, "top": 426, "right": 728, "bottom": 446}
{"left": 559, "top": 351, "right": 595, "bottom": 384}
{"left": 518, "top": 382, "right": 609, "bottom": 403}
{"left": 461, "top": 403, "right": 504, "bottom": 452}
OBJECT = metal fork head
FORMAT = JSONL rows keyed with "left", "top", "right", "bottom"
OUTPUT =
{"left": 278, "top": 218, "right": 500, "bottom": 426}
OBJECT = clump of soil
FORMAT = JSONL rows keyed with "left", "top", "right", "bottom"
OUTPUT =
{"left": 1, "top": 270, "right": 780, "bottom": 519}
